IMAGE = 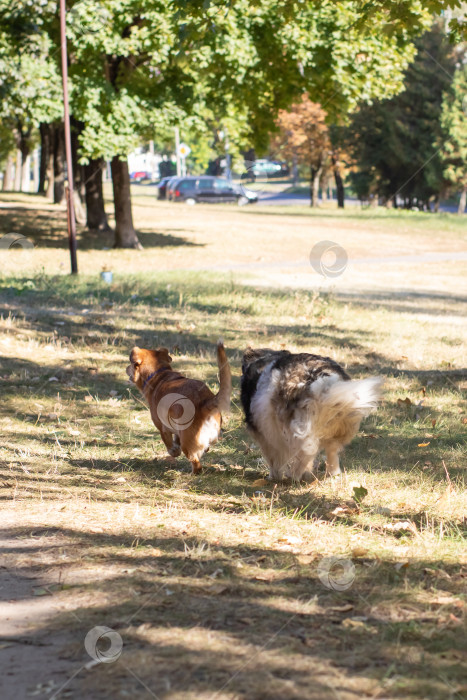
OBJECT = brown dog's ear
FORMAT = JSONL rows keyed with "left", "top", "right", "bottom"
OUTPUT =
{"left": 130, "top": 346, "right": 142, "bottom": 367}
{"left": 158, "top": 347, "right": 173, "bottom": 364}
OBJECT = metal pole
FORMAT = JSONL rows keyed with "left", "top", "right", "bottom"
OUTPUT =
{"left": 175, "top": 127, "right": 181, "bottom": 177}
{"left": 59, "top": 0, "right": 78, "bottom": 274}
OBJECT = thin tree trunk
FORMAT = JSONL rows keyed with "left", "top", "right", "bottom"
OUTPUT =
{"left": 331, "top": 152, "right": 345, "bottom": 208}
{"left": 321, "top": 178, "right": 327, "bottom": 203}
{"left": 85, "top": 158, "right": 110, "bottom": 230}
{"left": 70, "top": 117, "right": 86, "bottom": 224}
{"left": 292, "top": 154, "right": 298, "bottom": 186}
{"left": 310, "top": 164, "right": 322, "bottom": 207}
{"left": 38, "top": 123, "right": 53, "bottom": 195}
{"left": 2, "top": 154, "right": 14, "bottom": 191}
{"left": 21, "top": 154, "right": 30, "bottom": 192}
{"left": 53, "top": 123, "right": 66, "bottom": 205}
{"left": 458, "top": 187, "right": 466, "bottom": 214}
{"left": 14, "top": 149, "right": 22, "bottom": 191}
{"left": 110, "top": 156, "right": 142, "bottom": 248}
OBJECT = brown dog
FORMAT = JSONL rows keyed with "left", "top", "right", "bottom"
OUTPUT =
{"left": 127, "top": 341, "right": 231, "bottom": 474}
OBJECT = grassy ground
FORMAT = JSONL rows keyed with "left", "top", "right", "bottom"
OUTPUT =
{"left": 0, "top": 192, "right": 466, "bottom": 700}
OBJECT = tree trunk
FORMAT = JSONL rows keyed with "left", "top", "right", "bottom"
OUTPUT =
{"left": 85, "top": 159, "right": 110, "bottom": 230}
{"left": 292, "top": 154, "right": 298, "bottom": 187}
{"left": 110, "top": 156, "right": 142, "bottom": 248}
{"left": 310, "top": 164, "right": 322, "bottom": 207}
{"left": 458, "top": 187, "right": 466, "bottom": 214}
{"left": 39, "top": 123, "right": 54, "bottom": 195}
{"left": 70, "top": 117, "right": 86, "bottom": 224}
{"left": 53, "top": 123, "right": 66, "bottom": 205}
{"left": 331, "top": 152, "right": 345, "bottom": 208}
{"left": 321, "top": 178, "right": 327, "bottom": 203}
{"left": 14, "top": 149, "right": 22, "bottom": 191}
{"left": 2, "top": 154, "right": 14, "bottom": 191}
{"left": 21, "top": 154, "right": 30, "bottom": 192}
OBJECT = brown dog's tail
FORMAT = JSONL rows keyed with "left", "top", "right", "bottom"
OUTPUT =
{"left": 204, "top": 340, "right": 231, "bottom": 414}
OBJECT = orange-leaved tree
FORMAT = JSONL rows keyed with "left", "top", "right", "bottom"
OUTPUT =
{"left": 274, "top": 95, "right": 330, "bottom": 207}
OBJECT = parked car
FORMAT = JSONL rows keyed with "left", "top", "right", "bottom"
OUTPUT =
{"left": 130, "top": 170, "right": 151, "bottom": 182}
{"left": 250, "top": 159, "right": 289, "bottom": 178}
{"left": 166, "top": 176, "right": 186, "bottom": 201}
{"left": 157, "top": 176, "right": 175, "bottom": 200}
{"left": 170, "top": 176, "right": 258, "bottom": 205}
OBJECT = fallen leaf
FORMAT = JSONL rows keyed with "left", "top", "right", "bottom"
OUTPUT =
{"left": 352, "top": 547, "right": 369, "bottom": 558}
{"left": 33, "top": 587, "right": 50, "bottom": 596}
{"left": 329, "top": 603, "right": 354, "bottom": 613}
{"left": 352, "top": 485, "right": 368, "bottom": 504}
{"left": 298, "top": 555, "right": 314, "bottom": 565}
{"left": 431, "top": 595, "right": 463, "bottom": 607}
{"left": 277, "top": 535, "right": 302, "bottom": 545}
{"left": 448, "top": 613, "right": 462, "bottom": 625}
{"left": 384, "top": 521, "right": 417, "bottom": 535}
{"left": 431, "top": 419, "right": 437, "bottom": 427}
{"left": 395, "top": 561, "right": 409, "bottom": 571}
{"left": 330, "top": 504, "right": 359, "bottom": 517}
{"left": 84, "top": 395, "right": 93, "bottom": 403}
{"left": 397, "top": 397, "right": 412, "bottom": 406}
{"left": 418, "top": 442, "right": 430, "bottom": 447}
{"left": 341, "top": 618, "right": 371, "bottom": 632}
{"left": 252, "top": 478, "right": 268, "bottom": 487}
{"left": 254, "top": 573, "right": 274, "bottom": 581}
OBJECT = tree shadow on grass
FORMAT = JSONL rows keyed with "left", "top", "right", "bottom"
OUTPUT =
{"left": 0, "top": 206, "right": 202, "bottom": 251}
{"left": 0, "top": 524, "right": 465, "bottom": 699}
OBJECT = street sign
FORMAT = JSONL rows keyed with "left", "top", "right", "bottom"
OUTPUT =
{"left": 177, "top": 142, "right": 191, "bottom": 158}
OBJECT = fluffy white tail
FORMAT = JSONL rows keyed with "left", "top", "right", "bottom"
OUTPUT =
{"left": 309, "top": 376, "right": 383, "bottom": 440}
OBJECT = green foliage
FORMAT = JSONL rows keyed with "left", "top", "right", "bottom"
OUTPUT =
{"left": 346, "top": 23, "right": 457, "bottom": 207}
{"left": 0, "top": 0, "right": 451, "bottom": 163}
{"left": 439, "top": 63, "right": 467, "bottom": 191}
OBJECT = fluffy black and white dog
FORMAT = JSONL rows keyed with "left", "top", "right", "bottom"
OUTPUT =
{"left": 241, "top": 348, "right": 383, "bottom": 481}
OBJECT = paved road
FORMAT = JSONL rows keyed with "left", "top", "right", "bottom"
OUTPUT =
{"left": 256, "top": 190, "right": 460, "bottom": 213}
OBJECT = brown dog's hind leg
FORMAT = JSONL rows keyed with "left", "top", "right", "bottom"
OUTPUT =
{"left": 160, "top": 428, "right": 180, "bottom": 459}
{"left": 168, "top": 433, "right": 181, "bottom": 458}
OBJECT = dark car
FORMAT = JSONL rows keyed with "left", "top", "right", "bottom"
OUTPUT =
{"left": 166, "top": 176, "right": 187, "bottom": 201}
{"left": 157, "top": 176, "right": 175, "bottom": 200}
{"left": 170, "top": 176, "right": 258, "bottom": 205}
